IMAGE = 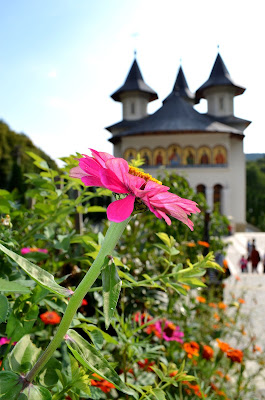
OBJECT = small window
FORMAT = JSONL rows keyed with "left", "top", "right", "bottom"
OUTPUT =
{"left": 131, "top": 102, "right": 135, "bottom": 114}
{"left": 219, "top": 97, "right": 224, "bottom": 110}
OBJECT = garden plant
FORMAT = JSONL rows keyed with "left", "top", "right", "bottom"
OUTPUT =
{"left": 0, "top": 149, "right": 264, "bottom": 399}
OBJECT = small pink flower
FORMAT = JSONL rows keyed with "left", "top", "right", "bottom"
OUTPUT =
{"left": 0, "top": 337, "right": 10, "bottom": 346}
{"left": 70, "top": 149, "right": 200, "bottom": 229}
{"left": 21, "top": 247, "right": 48, "bottom": 255}
{"left": 155, "top": 320, "right": 184, "bottom": 342}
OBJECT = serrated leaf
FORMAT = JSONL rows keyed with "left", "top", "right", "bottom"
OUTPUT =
{"left": 66, "top": 329, "right": 138, "bottom": 398}
{"left": 102, "top": 262, "right": 122, "bottom": 329}
{"left": 0, "top": 371, "right": 23, "bottom": 399}
{"left": 0, "top": 294, "right": 9, "bottom": 323}
{"left": 0, "top": 277, "right": 31, "bottom": 294}
{"left": 0, "top": 244, "right": 71, "bottom": 297}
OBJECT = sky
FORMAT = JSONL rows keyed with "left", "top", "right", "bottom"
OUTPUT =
{"left": 0, "top": 0, "right": 264, "bottom": 166}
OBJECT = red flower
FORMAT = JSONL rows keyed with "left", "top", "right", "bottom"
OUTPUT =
{"left": 81, "top": 298, "right": 88, "bottom": 306}
{"left": 226, "top": 348, "right": 243, "bottom": 363}
{"left": 137, "top": 359, "right": 155, "bottom": 372}
{"left": 202, "top": 345, "right": 214, "bottom": 360}
{"left": 90, "top": 373, "right": 115, "bottom": 393}
{"left": 40, "top": 311, "right": 61, "bottom": 325}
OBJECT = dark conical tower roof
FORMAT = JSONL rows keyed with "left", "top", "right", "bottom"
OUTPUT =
{"left": 172, "top": 66, "right": 195, "bottom": 101}
{"left": 196, "top": 53, "right": 245, "bottom": 101}
{"left": 111, "top": 59, "right": 158, "bottom": 102}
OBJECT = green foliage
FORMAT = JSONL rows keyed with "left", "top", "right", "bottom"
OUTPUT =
{"left": 0, "top": 153, "right": 262, "bottom": 399}
{"left": 0, "top": 120, "right": 58, "bottom": 194}
{"left": 246, "top": 156, "right": 265, "bottom": 230}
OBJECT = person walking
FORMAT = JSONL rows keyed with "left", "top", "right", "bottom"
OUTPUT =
{"left": 249, "top": 245, "right": 260, "bottom": 273}
{"left": 239, "top": 255, "right": 248, "bottom": 273}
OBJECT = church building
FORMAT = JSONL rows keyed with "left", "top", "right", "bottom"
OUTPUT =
{"left": 106, "top": 53, "right": 251, "bottom": 231}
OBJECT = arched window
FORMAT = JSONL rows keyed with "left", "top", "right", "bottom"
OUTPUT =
{"left": 213, "top": 184, "right": 223, "bottom": 213}
{"left": 197, "top": 184, "right": 206, "bottom": 197}
{"left": 131, "top": 102, "right": 135, "bottom": 114}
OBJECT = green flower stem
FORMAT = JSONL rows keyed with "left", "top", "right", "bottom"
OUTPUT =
{"left": 26, "top": 217, "right": 131, "bottom": 383}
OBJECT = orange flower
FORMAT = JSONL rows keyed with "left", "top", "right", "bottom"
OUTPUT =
{"left": 196, "top": 296, "right": 206, "bottom": 303}
{"left": 215, "top": 370, "right": 224, "bottom": 378}
{"left": 183, "top": 381, "right": 205, "bottom": 398}
{"left": 218, "top": 302, "right": 227, "bottom": 310}
{"left": 182, "top": 284, "right": 191, "bottom": 291}
{"left": 183, "top": 341, "right": 200, "bottom": 358}
{"left": 197, "top": 240, "right": 210, "bottom": 248}
{"left": 212, "top": 324, "right": 220, "bottom": 330}
{"left": 40, "top": 311, "right": 61, "bottom": 325}
{"left": 209, "top": 302, "right": 217, "bottom": 308}
{"left": 137, "top": 359, "right": 155, "bottom": 372}
{"left": 90, "top": 373, "right": 115, "bottom": 393}
{"left": 253, "top": 345, "right": 262, "bottom": 353}
{"left": 169, "top": 370, "right": 178, "bottom": 377}
{"left": 223, "top": 259, "right": 228, "bottom": 269}
{"left": 226, "top": 349, "right": 243, "bottom": 363}
{"left": 134, "top": 311, "right": 152, "bottom": 325}
{"left": 186, "top": 242, "right": 196, "bottom": 247}
{"left": 214, "top": 312, "right": 220, "bottom": 321}
{"left": 235, "top": 275, "right": 240, "bottom": 281}
{"left": 202, "top": 345, "right": 214, "bottom": 360}
{"left": 216, "top": 339, "right": 231, "bottom": 353}
{"left": 145, "top": 323, "right": 162, "bottom": 338}
{"left": 238, "top": 298, "right": 245, "bottom": 304}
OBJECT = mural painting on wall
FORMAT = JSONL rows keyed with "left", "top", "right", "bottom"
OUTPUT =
{"left": 124, "top": 148, "right": 137, "bottom": 163}
{"left": 168, "top": 145, "right": 181, "bottom": 166}
{"left": 198, "top": 146, "right": 211, "bottom": 165}
{"left": 213, "top": 146, "right": 226, "bottom": 164}
{"left": 154, "top": 148, "right": 166, "bottom": 166}
{"left": 139, "top": 148, "right": 152, "bottom": 167}
{"left": 183, "top": 147, "right": 195, "bottom": 165}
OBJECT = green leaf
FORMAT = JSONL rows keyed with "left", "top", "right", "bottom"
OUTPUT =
{"left": 0, "top": 277, "right": 31, "bottom": 294}
{"left": 177, "top": 277, "right": 206, "bottom": 287}
{"left": 66, "top": 329, "right": 138, "bottom": 399}
{"left": 6, "top": 303, "right": 39, "bottom": 342}
{"left": 86, "top": 206, "right": 106, "bottom": 213}
{"left": 102, "top": 261, "right": 122, "bottom": 329}
{"left": 152, "top": 388, "right": 166, "bottom": 400}
{"left": 156, "top": 232, "right": 171, "bottom": 248}
{"left": 7, "top": 335, "right": 41, "bottom": 374}
{"left": 0, "top": 294, "right": 9, "bottom": 324}
{"left": 0, "top": 244, "right": 71, "bottom": 297}
{"left": 39, "top": 358, "right": 62, "bottom": 387}
{"left": 0, "top": 371, "right": 23, "bottom": 400}
{"left": 18, "top": 384, "right": 52, "bottom": 400}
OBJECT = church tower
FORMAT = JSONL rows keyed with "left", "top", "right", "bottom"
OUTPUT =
{"left": 107, "top": 54, "right": 251, "bottom": 231}
{"left": 110, "top": 58, "right": 157, "bottom": 121}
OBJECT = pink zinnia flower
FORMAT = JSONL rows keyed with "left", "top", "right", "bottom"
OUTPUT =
{"left": 0, "top": 337, "right": 10, "bottom": 346}
{"left": 70, "top": 149, "right": 200, "bottom": 229}
{"left": 154, "top": 320, "right": 184, "bottom": 342}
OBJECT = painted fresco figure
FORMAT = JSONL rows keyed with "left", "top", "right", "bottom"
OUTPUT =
{"left": 200, "top": 151, "right": 209, "bottom": 164}
{"left": 215, "top": 149, "right": 225, "bottom": 164}
{"left": 143, "top": 152, "right": 150, "bottom": 166}
{"left": 155, "top": 151, "right": 163, "bottom": 165}
{"left": 186, "top": 151, "right": 194, "bottom": 165}
{"left": 169, "top": 148, "right": 181, "bottom": 166}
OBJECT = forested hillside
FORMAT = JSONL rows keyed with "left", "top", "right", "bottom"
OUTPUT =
{"left": 0, "top": 120, "right": 57, "bottom": 193}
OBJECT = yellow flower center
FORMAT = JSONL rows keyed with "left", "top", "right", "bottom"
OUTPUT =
{"left": 128, "top": 166, "right": 162, "bottom": 185}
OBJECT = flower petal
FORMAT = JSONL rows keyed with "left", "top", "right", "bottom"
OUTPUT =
{"left": 89, "top": 148, "right": 114, "bottom": 167}
{"left": 107, "top": 195, "right": 135, "bottom": 222}
{"left": 81, "top": 176, "right": 104, "bottom": 187}
{"left": 69, "top": 166, "right": 87, "bottom": 179}
{"left": 100, "top": 169, "right": 129, "bottom": 193}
